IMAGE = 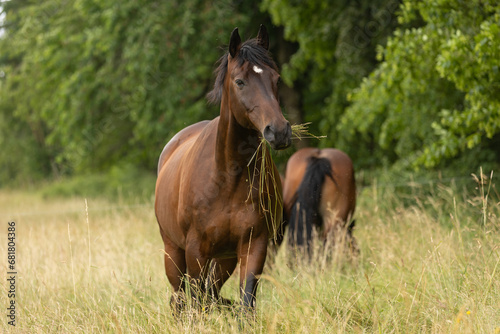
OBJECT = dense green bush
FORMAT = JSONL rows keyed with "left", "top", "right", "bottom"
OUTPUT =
{"left": 343, "top": 0, "right": 500, "bottom": 169}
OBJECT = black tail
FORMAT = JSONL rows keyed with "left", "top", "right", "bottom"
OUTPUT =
{"left": 288, "top": 156, "right": 333, "bottom": 247}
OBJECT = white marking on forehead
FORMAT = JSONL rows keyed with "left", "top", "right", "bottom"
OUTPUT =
{"left": 253, "top": 65, "right": 263, "bottom": 74}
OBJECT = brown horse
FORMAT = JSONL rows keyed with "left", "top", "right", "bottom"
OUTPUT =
{"left": 280, "top": 148, "right": 358, "bottom": 253}
{"left": 155, "top": 25, "right": 291, "bottom": 312}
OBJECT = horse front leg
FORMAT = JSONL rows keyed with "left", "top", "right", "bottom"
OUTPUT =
{"left": 162, "top": 238, "right": 187, "bottom": 315}
{"left": 185, "top": 240, "right": 211, "bottom": 307}
{"left": 238, "top": 234, "right": 268, "bottom": 310}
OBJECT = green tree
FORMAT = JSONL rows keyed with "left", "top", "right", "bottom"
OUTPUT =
{"left": 342, "top": 0, "right": 500, "bottom": 168}
{"left": 0, "top": 0, "right": 56, "bottom": 184}
{"left": 261, "top": 0, "right": 400, "bottom": 154}
{"left": 0, "top": 0, "right": 257, "bottom": 183}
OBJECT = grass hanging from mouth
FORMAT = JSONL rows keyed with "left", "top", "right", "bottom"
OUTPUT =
{"left": 291, "top": 122, "right": 326, "bottom": 141}
{"left": 246, "top": 139, "right": 282, "bottom": 242}
{"left": 246, "top": 123, "right": 324, "bottom": 242}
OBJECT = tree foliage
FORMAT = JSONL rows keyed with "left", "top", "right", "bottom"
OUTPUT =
{"left": 342, "top": 0, "right": 500, "bottom": 168}
{"left": 1, "top": 0, "right": 499, "bottom": 187}
{"left": 261, "top": 0, "right": 400, "bottom": 151}
{"left": 0, "top": 0, "right": 253, "bottom": 183}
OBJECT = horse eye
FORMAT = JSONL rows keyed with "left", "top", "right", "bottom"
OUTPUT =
{"left": 235, "top": 79, "right": 245, "bottom": 88}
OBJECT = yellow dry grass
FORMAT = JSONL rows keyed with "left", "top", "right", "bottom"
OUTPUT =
{"left": 0, "top": 170, "right": 498, "bottom": 333}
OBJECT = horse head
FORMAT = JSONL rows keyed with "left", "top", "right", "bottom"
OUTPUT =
{"left": 220, "top": 25, "right": 292, "bottom": 150}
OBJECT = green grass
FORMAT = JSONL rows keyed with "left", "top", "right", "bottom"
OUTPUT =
{"left": 0, "top": 171, "right": 499, "bottom": 333}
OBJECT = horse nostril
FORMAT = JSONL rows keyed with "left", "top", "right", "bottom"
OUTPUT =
{"left": 263, "top": 125, "right": 276, "bottom": 144}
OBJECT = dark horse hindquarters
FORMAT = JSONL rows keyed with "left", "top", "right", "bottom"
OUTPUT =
{"left": 281, "top": 148, "right": 358, "bottom": 254}
{"left": 288, "top": 156, "right": 333, "bottom": 246}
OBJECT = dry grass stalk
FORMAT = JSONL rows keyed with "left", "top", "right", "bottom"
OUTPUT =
{"left": 246, "top": 123, "right": 325, "bottom": 241}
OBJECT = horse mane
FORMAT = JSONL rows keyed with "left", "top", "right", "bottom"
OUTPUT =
{"left": 288, "top": 156, "right": 334, "bottom": 247}
{"left": 206, "top": 38, "right": 278, "bottom": 105}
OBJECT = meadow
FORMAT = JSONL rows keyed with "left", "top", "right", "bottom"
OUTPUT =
{"left": 0, "top": 171, "right": 499, "bottom": 333}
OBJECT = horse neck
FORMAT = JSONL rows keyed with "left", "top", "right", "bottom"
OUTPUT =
{"left": 215, "top": 101, "right": 261, "bottom": 174}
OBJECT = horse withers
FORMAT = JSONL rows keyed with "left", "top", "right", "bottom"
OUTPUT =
{"left": 155, "top": 25, "right": 291, "bottom": 313}
{"left": 280, "top": 147, "right": 358, "bottom": 255}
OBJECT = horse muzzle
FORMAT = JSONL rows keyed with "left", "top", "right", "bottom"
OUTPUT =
{"left": 263, "top": 122, "right": 292, "bottom": 150}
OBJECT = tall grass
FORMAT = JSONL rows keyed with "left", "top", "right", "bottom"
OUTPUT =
{"left": 246, "top": 123, "right": 325, "bottom": 241}
{"left": 0, "top": 171, "right": 498, "bottom": 333}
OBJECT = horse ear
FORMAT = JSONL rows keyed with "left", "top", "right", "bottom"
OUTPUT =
{"left": 257, "top": 24, "right": 269, "bottom": 50}
{"left": 229, "top": 27, "right": 241, "bottom": 58}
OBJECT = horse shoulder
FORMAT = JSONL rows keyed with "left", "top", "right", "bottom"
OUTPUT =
{"left": 157, "top": 120, "right": 211, "bottom": 175}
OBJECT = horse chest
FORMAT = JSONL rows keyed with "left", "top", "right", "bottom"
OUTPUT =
{"left": 180, "top": 164, "right": 276, "bottom": 251}
{"left": 185, "top": 205, "right": 263, "bottom": 257}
